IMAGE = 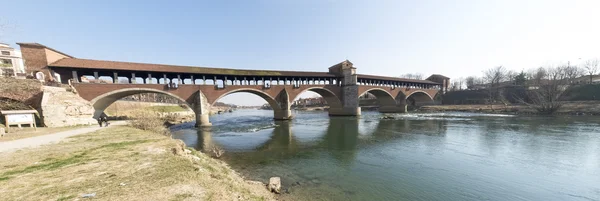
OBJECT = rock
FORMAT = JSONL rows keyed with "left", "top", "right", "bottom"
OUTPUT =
{"left": 172, "top": 147, "right": 183, "bottom": 155}
{"left": 0, "top": 128, "right": 4, "bottom": 136}
{"left": 183, "top": 149, "right": 192, "bottom": 154}
{"left": 119, "top": 183, "right": 126, "bottom": 186}
{"left": 268, "top": 177, "right": 282, "bottom": 194}
{"left": 191, "top": 155, "right": 201, "bottom": 161}
{"left": 81, "top": 193, "right": 96, "bottom": 198}
{"left": 381, "top": 116, "right": 395, "bottom": 120}
{"left": 171, "top": 140, "right": 187, "bottom": 156}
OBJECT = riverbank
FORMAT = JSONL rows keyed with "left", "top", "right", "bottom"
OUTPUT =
{"left": 293, "top": 106, "right": 328, "bottom": 111}
{"left": 421, "top": 101, "right": 600, "bottom": 115}
{"left": 0, "top": 126, "right": 274, "bottom": 200}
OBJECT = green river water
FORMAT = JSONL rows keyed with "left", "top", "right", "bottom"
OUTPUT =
{"left": 171, "top": 109, "right": 600, "bottom": 201}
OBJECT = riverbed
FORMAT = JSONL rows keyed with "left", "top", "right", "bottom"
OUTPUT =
{"left": 171, "top": 109, "right": 600, "bottom": 201}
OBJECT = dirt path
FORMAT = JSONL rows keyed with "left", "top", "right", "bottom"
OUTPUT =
{"left": 0, "top": 121, "right": 127, "bottom": 153}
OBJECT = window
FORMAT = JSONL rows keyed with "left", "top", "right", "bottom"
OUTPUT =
{"left": 0, "top": 59, "right": 12, "bottom": 67}
{"left": 1, "top": 51, "right": 9, "bottom": 56}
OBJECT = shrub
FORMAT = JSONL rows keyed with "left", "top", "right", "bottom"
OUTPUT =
{"left": 128, "top": 111, "right": 170, "bottom": 136}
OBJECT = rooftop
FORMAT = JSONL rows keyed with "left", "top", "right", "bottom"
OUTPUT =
{"left": 357, "top": 74, "right": 440, "bottom": 84}
{"left": 16, "top": 42, "right": 75, "bottom": 58}
{"left": 49, "top": 58, "right": 336, "bottom": 77}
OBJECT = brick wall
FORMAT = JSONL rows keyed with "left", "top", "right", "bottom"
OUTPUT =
{"left": 19, "top": 44, "right": 49, "bottom": 78}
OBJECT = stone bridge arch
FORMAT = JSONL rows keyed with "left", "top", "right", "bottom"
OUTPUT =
{"left": 405, "top": 90, "right": 435, "bottom": 107}
{"left": 289, "top": 86, "right": 344, "bottom": 109}
{"left": 90, "top": 88, "right": 192, "bottom": 119}
{"left": 358, "top": 87, "right": 408, "bottom": 113}
{"left": 211, "top": 88, "right": 282, "bottom": 110}
{"left": 205, "top": 88, "right": 292, "bottom": 124}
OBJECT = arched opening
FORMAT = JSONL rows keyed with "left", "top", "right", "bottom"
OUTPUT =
{"left": 358, "top": 89, "right": 397, "bottom": 112}
{"left": 213, "top": 89, "right": 281, "bottom": 110}
{"left": 291, "top": 87, "right": 343, "bottom": 112}
{"left": 91, "top": 88, "right": 192, "bottom": 119}
{"left": 35, "top": 72, "right": 45, "bottom": 81}
{"left": 406, "top": 91, "right": 434, "bottom": 109}
{"left": 211, "top": 89, "right": 289, "bottom": 122}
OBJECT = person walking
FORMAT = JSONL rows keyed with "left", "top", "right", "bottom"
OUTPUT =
{"left": 97, "top": 117, "right": 103, "bottom": 127}
{"left": 97, "top": 114, "right": 109, "bottom": 127}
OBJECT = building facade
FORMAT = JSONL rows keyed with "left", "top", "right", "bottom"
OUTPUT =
{"left": 0, "top": 43, "right": 26, "bottom": 77}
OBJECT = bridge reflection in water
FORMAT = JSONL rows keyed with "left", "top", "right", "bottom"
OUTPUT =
{"left": 182, "top": 114, "right": 448, "bottom": 166}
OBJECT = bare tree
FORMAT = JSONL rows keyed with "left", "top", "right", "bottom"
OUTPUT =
{"left": 484, "top": 66, "right": 507, "bottom": 86}
{"left": 521, "top": 66, "right": 571, "bottom": 114}
{"left": 563, "top": 65, "right": 584, "bottom": 83}
{"left": 531, "top": 67, "right": 547, "bottom": 86}
{"left": 484, "top": 66, "right": 508, "bottom": 105}
{"left": 399, "top": 73, "right": 424, "bottom": 80}
{"left": 449, "top": 80, "right": 462, "bottom": 91}
{"left": 506, "top": 70, "right": 517, "bottom": 84}
{"left": 584, "top": 59, "right": 599, "bottom": 84}
{"left": 465, "top": 76, "right": 476, "bottom": 89}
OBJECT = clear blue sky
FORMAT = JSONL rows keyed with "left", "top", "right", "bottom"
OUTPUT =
{"left": 2, "top": 0, "right": 599, "bottom": 105}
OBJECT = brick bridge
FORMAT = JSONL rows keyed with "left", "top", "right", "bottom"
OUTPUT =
{"left": 18, "top": 43, "right": 450, "bottom": 127}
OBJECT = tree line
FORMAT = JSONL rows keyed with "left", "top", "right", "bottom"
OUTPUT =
{"left": 445, "top": 59, "right": 599, "bottom": 114}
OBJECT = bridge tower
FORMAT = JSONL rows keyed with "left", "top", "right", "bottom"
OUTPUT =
{"left": 327, "top": 60, "right": 361, "bottom": 116}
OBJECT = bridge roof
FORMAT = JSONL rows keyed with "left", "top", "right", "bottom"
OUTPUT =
{"left": 49, "top": 58, "right": 336, "bottom": 77}
{"left": 357, "top": 74, "right": 440, "bottom": 84}
{"left": 48, "top": 58, "right": 439, "bottom": 84}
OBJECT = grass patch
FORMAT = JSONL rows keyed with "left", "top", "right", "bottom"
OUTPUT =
{"left": 0, "top": 152, "right": 87, "bottom": 179}
{"left": 96, "top": 139, "right": 154, "bottom": 150}
{"left": 147, "top": 105, "right": 188, "bottom": 113}
{"left": 56, "top": 195, "right": 76, "bottom": 201}
{"left": 0, "top": 126, "right": 274, "bottom": 201}
{"left": 171, "top": 193, "right": 194, "bottom": 201}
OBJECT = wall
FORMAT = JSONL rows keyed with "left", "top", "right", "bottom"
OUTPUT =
{"left": 45, "top": 48, "right": 70, "bottom": 64}
{"left": 40, "top": 86, "right": 97, "bottom": 127}
{"left": 18, "top": 45, "right": 48, "bottom": 77}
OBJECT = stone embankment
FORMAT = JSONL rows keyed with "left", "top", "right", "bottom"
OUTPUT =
{"left": 421, "top": 101, "right": 600, "bottom": 115}
{"left": 40, "top": 86, "right": 97, "bottom": 127}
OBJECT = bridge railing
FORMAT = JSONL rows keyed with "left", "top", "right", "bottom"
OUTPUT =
{"left": 357, "top": 79, "right": 440, "bottom": 90}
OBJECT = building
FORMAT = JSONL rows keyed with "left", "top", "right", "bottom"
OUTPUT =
{"left": 16, "top": 43, "right": 74, "bottom": 82}
{"left": 569, "top": 75, "right": 600, "bottom": 85}
{"left": 0, "top": 43, "right": 26, "bottom": 77}
{"left": 292, "top": 97, "right": 326, "bottom": 107}
{"left": 426, "top": 74, "right": 450, "bottom": 94}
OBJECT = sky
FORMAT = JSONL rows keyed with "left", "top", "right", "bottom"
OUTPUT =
{"left": 1, "top": 0, "right": 600, "bottom": 106}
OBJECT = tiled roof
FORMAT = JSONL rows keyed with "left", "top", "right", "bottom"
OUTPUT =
{"left": 16, "top": 42, "right": 75, "bottom": 58}
{"left": 49, "top": 58, "right": 336, "bottom": 77}
{"left": 427, "top": 74, "right": 450, "bottom": 79}
{"left": 357, "top": 74, "right": 440, "bottom": 84}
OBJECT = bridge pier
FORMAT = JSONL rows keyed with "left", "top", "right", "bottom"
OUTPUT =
{"left": 328, "top": 60, "right": 361, "bottom": 117}
{"left": 274, "top": 109, "right": 293, "bottom": 120}
{"left": 379, "top": 98, "right": 407, "bottom": 113}
{"left": 193, "top": 90, "right": 212, "bottom": 127}
{"left": 328, "top": 107, "right": 361, "bottom": 116}
{"left": 195, "top": 113, "right": 212, "bottom": 127}
{"left": 273, "top": 89, "right": 293, "bottom": 120}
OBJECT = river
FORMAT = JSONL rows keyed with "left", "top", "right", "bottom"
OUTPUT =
{"left": 170, "top": 109, "right": 600, "bottom": 201}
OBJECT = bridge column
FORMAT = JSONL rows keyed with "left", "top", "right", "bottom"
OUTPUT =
{"left": 71, "top": 71, "right": 79, "bottom": 83}
{"left": 328, "top": 60, "right": 361, "bottom": 116}
{"left": 193, "top": 90, "right": 212, "bottom": 127}
{"left": 131, "top": 73, "right": 136, "bottom": 84}
{"left": 273, "top": 89, "right": 292, "bottom": 120}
